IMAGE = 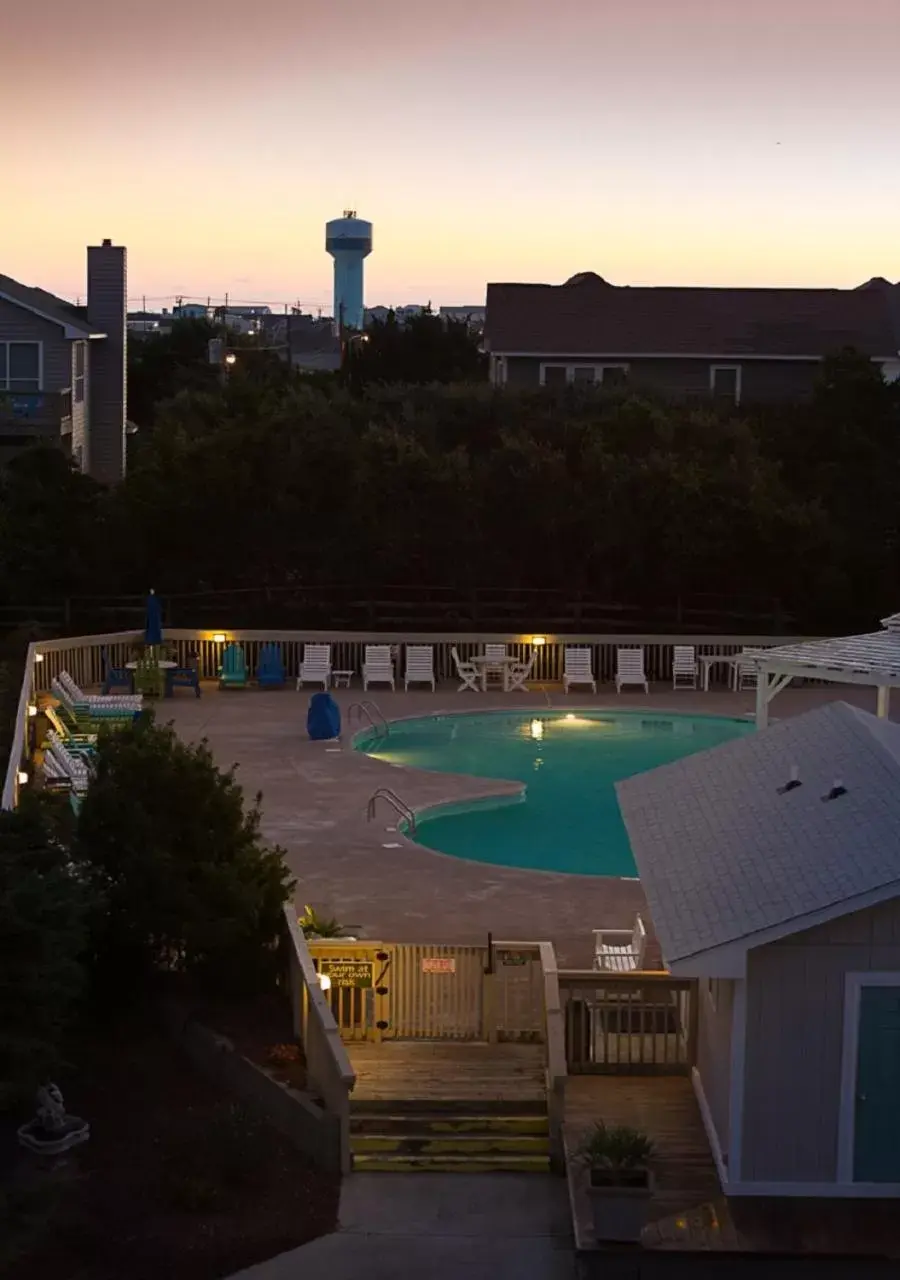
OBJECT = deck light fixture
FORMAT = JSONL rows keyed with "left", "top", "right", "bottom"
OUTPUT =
{"left": 34, "top": 653, "right": 44, "bottom": 663}
{"left": 17, "top": 771, "right": 28, "bottom": 785}
{"left": 531, "top": 635, "right": 546, "bottom": 647}
{"left": 212, "top": 633, "right": 227, "bottom": 644}
{"left": 318, "top": 972, "right": 332, "bottom": 992}
{"left": 27, "top": 704, "right": 37, "bottom": 717}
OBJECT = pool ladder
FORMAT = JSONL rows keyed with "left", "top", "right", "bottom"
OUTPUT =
{"left": 347, "top": 700, "right": 389, "bottom": 740}
{"left": 367, "top": 787, "right": 416, "bottom": 834}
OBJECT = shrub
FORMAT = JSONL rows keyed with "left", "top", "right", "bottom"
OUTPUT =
{"left": 73, "top": 718, "right": 295, "bottom": 1000}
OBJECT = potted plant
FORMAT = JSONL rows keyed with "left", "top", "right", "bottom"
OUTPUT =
{"left": 577, "top": 1121, "right": 656, "bottom": 1244}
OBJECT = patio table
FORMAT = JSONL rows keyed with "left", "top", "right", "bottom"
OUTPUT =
{"left": 470, "top": 654, "right": 519, "bottom": 693}
{"left": 698, "top": 654, "right": 740, "bottom": 692}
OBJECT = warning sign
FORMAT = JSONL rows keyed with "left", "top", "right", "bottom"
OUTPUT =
{"left": 318, "top": 960, "right": 373, "bottom": 988}
{"left": 422, "top": 957, "right": 456, "bottom": 974}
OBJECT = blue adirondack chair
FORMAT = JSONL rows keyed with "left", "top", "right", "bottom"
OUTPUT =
{"left": 256, "top": 643, "right": 286, "bottom": 688}
{"left": 169, "top": 655, "right": 202, "bottom": 697}
{"left": 101, "top": 647, "right": 132, "bottom": 694}
{"left": 219, "top": 642, "right": 248, "bottom": 689}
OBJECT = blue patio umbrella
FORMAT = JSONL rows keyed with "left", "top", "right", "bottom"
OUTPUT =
{"left": 145, "top": 589, "right": 163, "bottom": 646}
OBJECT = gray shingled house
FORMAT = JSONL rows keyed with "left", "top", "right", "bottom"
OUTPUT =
{"left": 0, "top": 240, "right": 128, "bottom": 482}
{"left": 484, "top": 273, "right": 900, "bottom": 402}
{"left": 617, "top": 701, "right": 900, "bottom": 1197}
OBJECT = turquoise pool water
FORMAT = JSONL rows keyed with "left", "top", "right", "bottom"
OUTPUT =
{"left": 356, "top": 710, "right": 751, "bottom": 876}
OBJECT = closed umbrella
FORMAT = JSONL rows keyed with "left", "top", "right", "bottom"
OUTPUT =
{"left": 145, "top": 589, "right": 163, "bottom": 647}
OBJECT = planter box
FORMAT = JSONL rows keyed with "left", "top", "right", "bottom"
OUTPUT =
{"left": 587, "top": 1170, "right": 655, "bottom": 1244}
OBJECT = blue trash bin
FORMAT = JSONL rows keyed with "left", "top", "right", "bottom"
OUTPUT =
{"left": 307, "top": 692, "right": 341, "bottom": 741}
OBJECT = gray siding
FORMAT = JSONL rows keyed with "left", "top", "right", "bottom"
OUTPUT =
{"left": 0, "top": 298, "right": 71, "bottom": 392}
{"left": 86, "top": 242, "right": 127, "bottom": 484}
{"left": 743, "top": 899, "right": 900, "bottom": 1183}
{"left": 503, "top": 354, "right": 823, "bottom": 401}
{"left": 695, "top": 979, "right": 733, "bottom": 1167}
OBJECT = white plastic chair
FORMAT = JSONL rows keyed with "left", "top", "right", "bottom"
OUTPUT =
{"left": 452, "top": 646, "right": 480, "bottom": 693}
{"left": 296, "top": 643, "right": 332, "bottom": 690}
{"left": 593, "top": 915, "right": 647, "bottom": 973}
{"left": 506, "top": 651, "right": 535, "bottom": 692}
{"left": 362, "top": 645, "right": 395, "bottom": 691}
{"left": 616, "top": 648, "right": 648, "bottom": 694}
{"left": 672, "top": 645, "right": 698, "bottom": 690}
{"left": 563, "top": 647, "right": 596, "bottom": 693}
{"left": 404, "top": 645, "right": 435, "bottom": 691}
{"left": 481, "top": 643, "right": 507, "bottom": 689}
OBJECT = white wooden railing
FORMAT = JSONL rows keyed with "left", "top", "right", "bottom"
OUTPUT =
{"left": 3, "top": 625, "right": 812, "bottom": 813}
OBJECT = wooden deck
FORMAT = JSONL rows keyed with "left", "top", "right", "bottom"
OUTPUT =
{"left": 564, "top": 1075, "right": 722, "bottom": 1246}
{"left": 347, "top": 1040, "right": 547, "bottom": 1105}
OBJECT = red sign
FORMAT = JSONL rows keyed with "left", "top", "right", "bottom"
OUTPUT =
{"left": 422, "top": 957, "right": 456, "bottom": 974}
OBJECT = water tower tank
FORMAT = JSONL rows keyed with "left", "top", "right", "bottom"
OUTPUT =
{"left": 325, "top": 210, "right": 373, "bottom": 333}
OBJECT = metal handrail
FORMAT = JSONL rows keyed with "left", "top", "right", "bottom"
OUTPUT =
{"left": 347, "top": 699, "right": 389, "bottom": 738}
{"left": 367, "top": 787, "right": 416, "bottom": 834}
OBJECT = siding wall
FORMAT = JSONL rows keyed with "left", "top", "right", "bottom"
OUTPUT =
{"left": 0, "top": 299, "right": 71, "bottom": 391}
{"left": 503, "top": 354, "right": 823, "bottom": 401}
{"left": 695, "top": 978, "right": 734, "bottom": 1166}
{"left": 743, "top": 899, "right": 900, "bottom": 1183}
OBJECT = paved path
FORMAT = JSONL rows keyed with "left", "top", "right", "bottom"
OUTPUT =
{"left": 229, "top": 1173, "right": 578, "bottom": 1280}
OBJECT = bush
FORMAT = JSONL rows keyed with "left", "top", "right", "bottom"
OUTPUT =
{"left": 159, "top": 1103, "right": 269, "bottom": 1211}
{"left": 73, "top": 717, "right": 295, "bottom": 1001}
{"left": 0, "top": 793, "right": 91, "bottom": 1104}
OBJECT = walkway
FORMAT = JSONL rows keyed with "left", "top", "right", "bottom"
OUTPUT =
{"left": 228, "top": 1172, "right": 578, "bottom": 1280}
{"left": 162, "top": 683, "right": 890, "bottom": 967}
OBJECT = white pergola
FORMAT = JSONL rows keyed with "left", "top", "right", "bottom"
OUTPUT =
{"left": 747, "top": 613, "right": 900, "bottom": 729}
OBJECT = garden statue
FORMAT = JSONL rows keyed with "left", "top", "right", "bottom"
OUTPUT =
{"left": 17, "top": 1082, "right": 90, "bottom": 1155}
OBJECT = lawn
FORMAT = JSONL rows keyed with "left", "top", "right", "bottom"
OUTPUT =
{"left": 1, "top": 1010, "right": 339, "bottom": 1280}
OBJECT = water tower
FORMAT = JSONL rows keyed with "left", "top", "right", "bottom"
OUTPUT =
{"left": 325, "top": 210, "right": 372, "bottom": 333}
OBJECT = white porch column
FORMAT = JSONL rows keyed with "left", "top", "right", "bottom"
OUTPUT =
{"left": 755, "top": 675, "right": 769, "bottom": 730}
{"left": 876, "top": 686, "right": 891, "bottom": 718}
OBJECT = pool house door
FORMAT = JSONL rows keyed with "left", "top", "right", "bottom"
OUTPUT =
{"left": 853, "top": 984, "right": 900, "bottom": 1182}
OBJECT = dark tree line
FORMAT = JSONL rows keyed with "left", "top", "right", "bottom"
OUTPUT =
{"left": 1, "top": 321, "right": 899, "bottom": 634}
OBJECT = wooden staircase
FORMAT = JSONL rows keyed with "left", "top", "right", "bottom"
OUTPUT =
{"left": 351, "top": 1098, "right": 551, "bottom": 1172}
{"left": 346, "top": 1039, "right": 550, "bottom": 1173}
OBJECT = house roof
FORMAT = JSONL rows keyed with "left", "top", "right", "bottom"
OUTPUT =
{"left": 616, "top": 702, "right": 900, "bottom": 970}
{"left": 856, "top": 277, "right": 900, "bottom": 347}
{"left": 484, "top": 277, "right": 899, "bottom": 359}
{"left": 0, "top": 273, "right": 94, "bottom": 336}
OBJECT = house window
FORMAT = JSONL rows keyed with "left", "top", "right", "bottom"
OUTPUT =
{"left": 74, "top": 342, "right": 86, "bottom": 403}
{"left": 540, "top": 363, "right": 630, "bottom": 387}
{"left": 710, "top": 364, "right": 741, "bottom": 404}
{"left": 0, "top": 341, "right": 41, "bottom": 392}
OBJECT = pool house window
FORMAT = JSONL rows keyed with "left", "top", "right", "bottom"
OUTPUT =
{"left": 539, "top": 363, "right": 629, "bottom": 387}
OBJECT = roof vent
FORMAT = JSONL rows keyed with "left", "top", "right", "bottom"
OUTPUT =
{"left": 822, "top": 777, "right": 847, "bottom": 802}
{"left": 777, "top": 764, "right": 802, "bottom": 795}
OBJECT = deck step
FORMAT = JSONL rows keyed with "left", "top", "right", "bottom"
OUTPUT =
{"left": 349, "top": 1097, "right": 548, "bottom": 1116}
{"left": 352, "top": 1134, "right": 550, "bottom": 1155}
{"left": 352, "top": 1152, "right": 551, "bottom": 1173}
{"left": 351, "top": 1112, "right": 549, "bottom": 1136}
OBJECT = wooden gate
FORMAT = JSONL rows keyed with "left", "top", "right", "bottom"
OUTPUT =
{"left": 489, "top": 943, "right": 545, "bottom": 1042}
{"left": 306, "top": 941, "right": 391, "bottom": 1042}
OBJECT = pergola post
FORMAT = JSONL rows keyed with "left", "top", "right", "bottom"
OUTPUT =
{"left": 755, "top": 676, "right": 769, "bottom": 730}
{"left": 877, "top": 686, "right": 891, "bottom": 719}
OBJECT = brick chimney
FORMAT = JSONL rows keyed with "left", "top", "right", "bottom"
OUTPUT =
{"left": 86, "top": 239, "right": 127, "bottom": 483}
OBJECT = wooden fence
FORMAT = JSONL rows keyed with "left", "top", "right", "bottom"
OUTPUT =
{"left": 559, "top": 971, "right": 697, "bottom": 1075}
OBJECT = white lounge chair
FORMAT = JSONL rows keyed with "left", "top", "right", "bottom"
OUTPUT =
{"left": 404, "top": 645, "right": 435, "bottom": 691}
{"left": 506, "top": 651, "right": 535, "bottom": 692}
{"left": 296, "top": 644, "right": 332, "bottom": 690}
{"left": 452, "top": 646, "right": 480, "bottom": 693}
{"left": 59, "top": 670, "right": 142, "bottom": 710}
{"left": 563, "top": 647, "right": 596, "bottom": 694}
{"left": 616, "top": 647, "right": 648, "bottom": 694}
{"left": 362, "top": 645, "right": 395, "bottom": 691}
{"left": 736, "top": 650, "right": 759, "bottom": 690}
{"left": 45, "top": 732, "right": 92, "bottom": 794}
{"left": 672, "top": 645, "right": 698, "bottom": 690}
{"left": 593, "top": 915, "right": 647, "bottom": 973}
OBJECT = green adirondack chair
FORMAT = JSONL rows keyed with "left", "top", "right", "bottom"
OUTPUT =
{"left": 132, "top": 652, "right": 164, "bottom": 698}
{"left": 219, "top": 642, "right": 249, "bottom": 689}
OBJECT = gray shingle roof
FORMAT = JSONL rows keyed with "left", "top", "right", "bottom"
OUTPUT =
{"left": 0, "top": 273, "right": 92, "bottom": 334}
{"left": 616, "top": 702, "right": 900, "bottom": 965}
{"left": 484, "top": 278, "right": 899, "bottom": 358}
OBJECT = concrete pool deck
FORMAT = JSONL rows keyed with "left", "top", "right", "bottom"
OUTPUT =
{"left": 162, "top": 682, "right": 892, "bottom": 967}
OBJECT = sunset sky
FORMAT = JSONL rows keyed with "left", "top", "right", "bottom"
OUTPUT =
{"left": 4, "top": 0, "right": 899, "bottom": 311}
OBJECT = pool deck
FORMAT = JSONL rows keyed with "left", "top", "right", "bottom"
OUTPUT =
{"left": 158, "top": 681, "right": 890, "bottom": 967}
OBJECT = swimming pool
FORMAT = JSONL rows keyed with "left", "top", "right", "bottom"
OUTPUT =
{"left": 356, "top": 710, "right": 751, "bottom": 876}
